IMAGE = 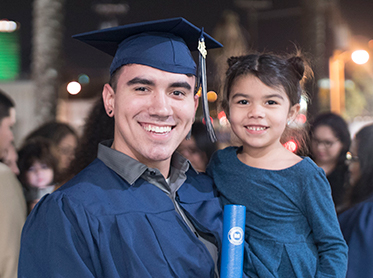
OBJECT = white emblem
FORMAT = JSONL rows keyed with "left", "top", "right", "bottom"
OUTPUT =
{"left": 227, "top": 227, "right": 244, "bottom": 245}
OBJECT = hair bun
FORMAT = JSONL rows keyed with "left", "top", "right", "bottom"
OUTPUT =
{"left": 227, "top": 56, "right": 241, "bottom": 67}
{"left": 288, "top": 56, "right": 305, "bottom": 80}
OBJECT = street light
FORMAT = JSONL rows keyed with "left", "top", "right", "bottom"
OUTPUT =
{"left": 329, "top": 49, "right": 369, "bottom": 114}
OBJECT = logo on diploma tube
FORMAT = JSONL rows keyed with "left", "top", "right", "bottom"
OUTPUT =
{"left": 228, "top": 227, "right": 244, "bottom": 245}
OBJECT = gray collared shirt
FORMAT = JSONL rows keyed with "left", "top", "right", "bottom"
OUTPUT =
{"left": 97, "top": 140, "right": 219, "bottom": 275}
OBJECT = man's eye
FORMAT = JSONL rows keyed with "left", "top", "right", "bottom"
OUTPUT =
{"left": 172, "top": 90, "right": 185, "bottom": 96}
{"left": 135, "top": 87, "right": 147, "bottom": 92}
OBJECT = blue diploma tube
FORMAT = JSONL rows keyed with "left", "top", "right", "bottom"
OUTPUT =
{"left": 220, "top": 204, "right": 246, "bottom": 278}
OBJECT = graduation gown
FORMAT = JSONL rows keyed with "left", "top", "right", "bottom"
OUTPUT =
{"left": 18, "top": 158, "right": 223, "bottom": 277}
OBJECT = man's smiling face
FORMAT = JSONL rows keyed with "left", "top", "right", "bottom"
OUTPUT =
{"left": 103, "top": 64, "right": 198, "bottom": 172}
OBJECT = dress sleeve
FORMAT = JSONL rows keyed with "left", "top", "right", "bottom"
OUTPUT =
{"left": 339, "top": 201, "right": 373, "bottom": 278}
{"left": 302, "top": 169, "right": 348, "bottom": 278}
{"left": 18, "top": 193, "right": 97, "bottom": 278}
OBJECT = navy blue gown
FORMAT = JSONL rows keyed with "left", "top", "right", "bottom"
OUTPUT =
{"left": 18, "top": 159, "right": 223, "bottom": 277}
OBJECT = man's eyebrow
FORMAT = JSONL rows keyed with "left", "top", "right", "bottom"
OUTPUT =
{"left": 169, "top": 82, "right": 192, "bottom": 91}
{"left": 127, "top": 77, "right": 155, "bottom": 86}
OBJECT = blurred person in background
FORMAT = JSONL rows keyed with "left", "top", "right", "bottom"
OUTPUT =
{"left": 338, "top": 123, "right": 373, "bottom": 278}
{"left": 24, "top": 121, "right": 78, "bottom": 182}
{"left": 177, "top": 121, "right": 218, "bottom": 172}
{"left": 62, "top": 96, "right": 114, "bottom": 186}
{"left": 309, "top": 112, "right": 351, "bottom": 211}
{"left": 2, "top": 143, "right": 20, "bottom": 175}
{"left": 0, "top": 89, "right": 26, "bottom": 278}
{"left": 18, "top": 137, "right": 57, "bottom": 213}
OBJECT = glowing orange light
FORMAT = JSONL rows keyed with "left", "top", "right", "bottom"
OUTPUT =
{"left": 283, "top": 140, "right": 297, "bottom": 153}
{"left": 196, "top": 87, "right": 202, "bottom": 97}
{"left": 207, "top": 91, "right": 217, "bottom": 102}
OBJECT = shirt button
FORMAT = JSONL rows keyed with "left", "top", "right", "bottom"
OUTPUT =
{"left": 150, "top": 171, "right": 156, "bottom": 176}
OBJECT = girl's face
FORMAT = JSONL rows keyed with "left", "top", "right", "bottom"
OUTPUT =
{"left": 310, "top": 125, "right": 343, "bottom": 165}
{"left": 228, "top": 75, "right": 299, "bottom": 153}
{"left": 348, "top": 138, "right": 361, "bottom": 186}
{"left": 26, "top": 161, "right": 54, "bottom": 189}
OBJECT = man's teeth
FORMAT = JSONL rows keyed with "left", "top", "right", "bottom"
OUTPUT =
{"left": 144, "top": 125, "right": 172, "bottom": 133}
{"left": 247, "top": 126, "right": 266, "bottom": 131}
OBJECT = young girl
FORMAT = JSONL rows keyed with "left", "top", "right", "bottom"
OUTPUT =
{"left": 18, "top": 137, "right": 57, "bottom": 213}
{"left": 207, "top": 53, "right": 348, "bottom": 277}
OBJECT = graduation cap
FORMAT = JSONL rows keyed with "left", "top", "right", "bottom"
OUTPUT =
{"left": 73, "top": 17, "right": 222, "bottom": 142}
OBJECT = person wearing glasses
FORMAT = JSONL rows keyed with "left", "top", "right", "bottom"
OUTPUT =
{"left": 338, "top": 123, "right": 373, "bottom": 278}
{"left": 309, "top": 112, "right": 351, "bottom": 211}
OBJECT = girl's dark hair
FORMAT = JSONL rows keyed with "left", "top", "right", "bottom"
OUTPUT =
{"left": 309, "top": 112, "right": 351, "bottom": 165}
{"left": 17, "top": 137, "right": 57, "bottom": 186}
{"left": 222, "top": 51, "right": 312, "bottom": 155}
{"left": 348, "top": 123, "right": 373, "bottom": 206}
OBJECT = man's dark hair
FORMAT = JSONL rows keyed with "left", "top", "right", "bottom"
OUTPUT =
{"left": 0, "top": 89, "right": 15, "bottom": 122}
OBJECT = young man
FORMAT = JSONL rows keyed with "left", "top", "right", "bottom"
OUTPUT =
{"left": 19, "top": 18, "right": 224, "bottom": 277}
{"left": 0, "top": 89, "right": 26, "bottom": 278}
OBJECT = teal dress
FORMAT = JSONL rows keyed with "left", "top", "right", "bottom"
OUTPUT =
{"left": 207, "top": 147, "right": 348, "bottom": 278}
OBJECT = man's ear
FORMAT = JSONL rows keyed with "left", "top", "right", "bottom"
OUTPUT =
{"left": 194, "top": 94, "right": 199, "bottom": 113}
{"left": 102, "top": 84, "right": 115, "bottom": 117}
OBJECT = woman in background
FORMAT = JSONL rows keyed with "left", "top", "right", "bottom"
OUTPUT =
{"left": 339, "top": 123, "right": 373, "bottom": 278}
{"left": 309, "top": 112, "right": 351, "bottom": 210}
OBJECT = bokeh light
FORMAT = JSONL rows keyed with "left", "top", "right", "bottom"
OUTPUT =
{"left": 283, "top": 140, "right": 298, "bottom": 153}
{"left": 351, "top": 50, "right": 369, "bottom": 65}
{"left": 67, "top": 81, "right": 81, "bottom": 95}
{"left": 207, "top": 91, "right": 217, "bottom": 102}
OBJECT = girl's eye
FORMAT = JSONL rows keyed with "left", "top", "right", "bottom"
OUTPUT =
{"left": 267, "top": 100, "right": 278, "bottom": 105}
{"left": 238, "top": 99, "right": 248, "bottom": 105}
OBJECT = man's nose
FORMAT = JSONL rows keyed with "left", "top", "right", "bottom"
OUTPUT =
{"left": 148, "top": 91, "right": 172, "bottom": 117}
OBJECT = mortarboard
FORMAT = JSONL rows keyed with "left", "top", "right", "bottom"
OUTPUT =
{"left": 73, "top": 17, "right": 222, "bottom": 141}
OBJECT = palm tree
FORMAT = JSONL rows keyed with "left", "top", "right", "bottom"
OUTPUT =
{"left": 32, "top": 0, "right": 65, "bottom": 124}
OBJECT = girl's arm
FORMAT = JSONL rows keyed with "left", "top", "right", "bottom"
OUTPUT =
{"left": 303, "top": 170, "right": 348, "bottom": 278}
